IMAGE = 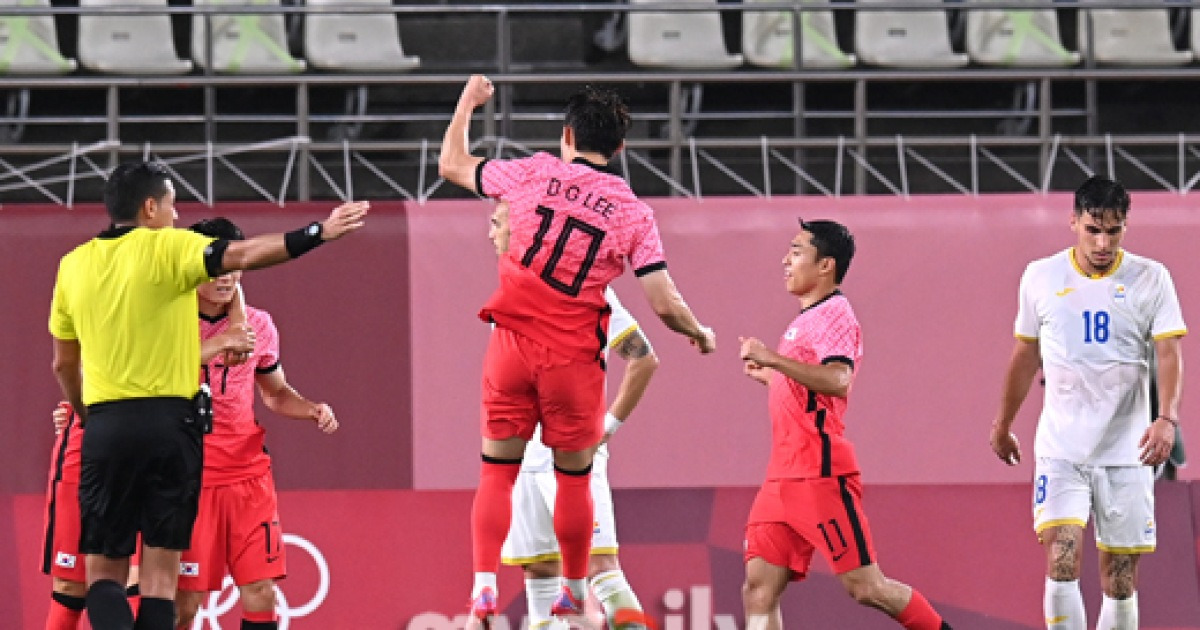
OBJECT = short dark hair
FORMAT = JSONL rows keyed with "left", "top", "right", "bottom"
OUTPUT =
{"left": 1074, "top": 175, "right": 1130, "bottom": 221}
{"left": 189, "top": 217, "right": 244, "bottom": 240}
{"left": 103, "top": 161, "right": 172, "bottom": 223}
{"left": 563, "top": 86, "right": 631, "bottom": 159}
{"left": 800, "top": 218, "right": 855, "bottom": 284}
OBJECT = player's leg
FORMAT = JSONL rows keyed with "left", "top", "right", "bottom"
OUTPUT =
{"left": 1092, "top": 465, "right": 1154, "bottom": 630}
{"left": 742, "top": 554, "right": 793, "bottom": 630}
{"left": 174, "top": 590, "right": 205, "bottom": 630}
{"left": 43, "top": 477, "right": 88, "bottom": 630}
{"left": 587, "top": 452, "right": 647, "bottom": 629}
{"left": 1034, "top": 458, "right": 1091, "bottom": 630}
{"left": 175, "top": 483, "right": 224, "bottom": 630}
{"left": 473, "top": 329, "right": 538, "bottom": 622}
{"left": 226, "top": 473, "right": 289, "bottom": 629}
{"left": 791, "top": 476, "right": 949, "bottom": 629}
{"left": 505, "top": 470, "right": 565, "bottom": 630}
{"left": 542, "top": 356, "right": 606, "bottom": 610}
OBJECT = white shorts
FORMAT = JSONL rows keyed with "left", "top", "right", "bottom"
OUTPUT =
{"left": 501, "top": 447, "right": 617, "bottom": 565}
{"left": 1032, "top": 457, "right": 1156, "bottom": 553}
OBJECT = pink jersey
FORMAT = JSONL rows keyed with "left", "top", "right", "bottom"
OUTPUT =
{"left": 477, "top": 153, "right": 666, "bottom": 361}
{"left": 766, "top": 291, "right": 863, "bottom": 480}
{"left": 47, "top": 413, "right": 83, "bottom": 485}
{"left": 199, "top": 306, "right": 280, "bottom": 487}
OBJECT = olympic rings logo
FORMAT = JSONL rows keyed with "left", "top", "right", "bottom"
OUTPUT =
{"left": 190, "top": 533, "right": 330, "bottom": 629}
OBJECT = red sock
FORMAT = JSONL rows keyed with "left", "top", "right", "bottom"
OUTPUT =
{"left": 45, "top": 592, "right": 85, "bottom": 630}
{"left": 471, "top": 458, "right": 521, "bottom": 572}
{"left": 553, "top": 466, "right": 594, "bottom": 580}
{"left": 242, "top": 607, "right": 279, "bottom": 629}
{"left": 895, "top": 588, "right": 944, "bottom": 630}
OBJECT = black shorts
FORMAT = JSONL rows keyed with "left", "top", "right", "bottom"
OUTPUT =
{"left": 79, "top": 397, "right": 203, "bottom": 557}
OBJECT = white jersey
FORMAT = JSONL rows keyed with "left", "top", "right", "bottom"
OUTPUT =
{"left": 521, "top": 287, "right": 643, "bottom": 473}
{"left": 1015, "top": 248, "right": 1186, "bottom": 465}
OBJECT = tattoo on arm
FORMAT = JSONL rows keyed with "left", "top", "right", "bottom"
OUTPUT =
{"left": 615, "top": 331, "right": 651, "bottom": 360}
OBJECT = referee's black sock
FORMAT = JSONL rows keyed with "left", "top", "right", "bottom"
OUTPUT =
{"left": 85, "top": 579, "right": 134, "bottom": 630}
{"left": 241, "top": 620, "right": 279, "bottom": 629}
{"left": 132, "top": 597, "right": 174, "bottom": 630}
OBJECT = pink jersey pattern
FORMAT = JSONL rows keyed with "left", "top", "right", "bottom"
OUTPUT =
{"left": 199, "top": 306, "right": 280, "bottom": 487}
{"left": 478, "top": 153, "right": 666, "bottom": 361}
{"left": 766, "top": 292, "right": 863, "bottom": 480}
{"left": 48, "top": 414, "right": 83, "bottom": 484}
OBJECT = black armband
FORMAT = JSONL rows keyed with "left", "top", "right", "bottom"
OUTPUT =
{"left": 285, "top": 222, "right": 324, "bottom": 258}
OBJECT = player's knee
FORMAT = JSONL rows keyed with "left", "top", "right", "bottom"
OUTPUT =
{"left": 841, "top": 575, "right": 887, "bottom": 609}
{"left": 589, "top": 554, "right": 620, "bottom": 577}
{"left": 742, "top": 578, "right": 780, "bottom": 613}
{"left": 238, "top": 580, "right": 277, "bottom": 611}
{"left": 524, "top": 561, "right": 560, "bottom": 580}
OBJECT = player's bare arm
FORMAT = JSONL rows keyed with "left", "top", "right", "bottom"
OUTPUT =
{"left": 221, "top": 283, "right": 251, "bottom": 366}
{"left": 637, "top": 268, "right": 716, "bottom": 353}
{"left": 50, "top": 338, "right": 86, "bottom": 425}
{"left": 1139, "top": 335, "right": 1183, "bottom": 466}
{"left": 200, "top": 323, "right": 255, "bottom": 364}
{"left": 255, "top": 366, "right": 338, "bottom": 434}
{"left": 52, "top": 401, "right": 72, "bottom": 434}
{"left": 607, "top": 329, "right": 660, "bottom": 425}
{"left": 739, "top": 335, "right": 851, "bottom": 397}
{"left": 990, "top": 337, "right": 1041, "bottom": 466}
{"left": 742, "top": 361, "right": 774, "bottom": 386}
{"left": 438, "top": 74, "right": 494, "bottom": 192}
{"left": 217, "top": 201, "right": 369, "bottom": 274}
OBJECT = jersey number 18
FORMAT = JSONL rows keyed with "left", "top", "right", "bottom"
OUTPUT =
{"left": 1082, "top": 310, "right": 1110, "bottom": 344}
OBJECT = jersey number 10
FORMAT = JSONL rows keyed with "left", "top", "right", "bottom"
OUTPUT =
{"left": 1082, "top": 310, "right": 1110, "bottom": 344}
{"left": 522, "top": 206, "right": 607, "bottom": 297}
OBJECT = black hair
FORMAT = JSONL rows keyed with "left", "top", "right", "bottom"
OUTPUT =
{"left": 799, "top": 218, "right": 856, "bottom": 284}
{"left": 189, "top": 217, "right": 244, "bottom": 240}
{"left": 1074, "top": 175, "right": 1130, "bottom": 221}
{"left": 103, "top": 161, "right": 172, "bottom": 223}
{"left": 563, "top": 86, "right": 631, "bottom": 159}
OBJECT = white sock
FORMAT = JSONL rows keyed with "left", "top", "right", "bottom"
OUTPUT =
{"left": 1045, "top": 579, "right": 1087, "bottom": 630}
{"left": 472, "top": 572, "right": 497, "bottom": 599}
{"left": 565, "top": 577, "right": 588, "bottom": 603}
{"left": 525, "top": 578, "right": 560, "bottom": 628}
{"left": 1096, "top": 592, "right": 1138, "bottom": 630}
{"left": 590, "top": 569, "right": 642, "bottom": 624}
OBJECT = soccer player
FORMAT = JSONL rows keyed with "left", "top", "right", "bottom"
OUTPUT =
{"left": 438, "top": 75, "right": 716, "bottom": 625}
{"left": 739, "top": 219, "right": 952, "bottom": 630}
{"left": 49, "top": 161, "right": 365, "bottom": 630}
{"left": 43, "top": 325, "right": 255, "bottom": 630}
{"left": 173, "top": 218, "right": 340, "bottom": 630}
{"left": 989, "top": 175, "right": 1185, "bottom": 630}
{"left": 488, "top": 202, "right": 658, "bottom": 630}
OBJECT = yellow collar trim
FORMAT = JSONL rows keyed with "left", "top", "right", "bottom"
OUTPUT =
{"left": 1069, "top": 247, "right": 1123, "bottom": 279}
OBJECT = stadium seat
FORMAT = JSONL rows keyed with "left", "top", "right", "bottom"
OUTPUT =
{"left": 627, "top": 0, "right": 742, "bottom": 69}
{"left": 966, "top": 1, "right": 1079, "bottom": 66}
{"left": 78, "top": 0, "right": 192, "bottom": 74}
{"left": 192, "top": 0, "right": 305, "bottom": 73}
{"left": 741, "top": 0, "right": 855, "bottom": 68}
{"left": 304, "top": 0, "right": 419, "bottom": 72}
{"left": 853, "top": 0, "right": 968, "bottom": 68}
{"left": 0, "top": 0, "right": 77, "bottom": 73}
{"left": 1077, "top": 3, "right": 1192, "bottom": 65}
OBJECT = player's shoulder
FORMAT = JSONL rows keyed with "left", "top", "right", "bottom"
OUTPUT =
{"left": 1118, "top": 250, "right": 1167, "bottom": 274}
{"left": 1026, "top": 249, "right": 1071, "bottom": 274}
{"left": 244, "top": 305, "right": 277, "bottom": 330}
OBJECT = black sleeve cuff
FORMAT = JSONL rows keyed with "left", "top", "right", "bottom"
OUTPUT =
{"left": 255, "top": 361, "right": 281, "bottom": 375}
{"left": 203, "top": 239, "right": 231, "bottom": 278}
{"left": 474, "top": 159, "right": 490, "bottom": 197}
{"left": 822, "top": 356, "right": 855, "bottom": 370}
{"left": 634, "top": 261, "right": 668, "bottom": 277}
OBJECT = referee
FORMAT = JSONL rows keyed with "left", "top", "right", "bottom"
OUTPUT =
{"left": 48, "top": 161, "right": 367, "bottom": 630}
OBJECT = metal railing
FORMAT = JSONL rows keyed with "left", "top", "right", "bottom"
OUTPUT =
{"left": 2, "top": 1, "right": 1200, "bottom": 203}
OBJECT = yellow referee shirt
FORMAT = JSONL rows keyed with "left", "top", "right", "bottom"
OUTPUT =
{"left": 49, "top": 226, "right": 216, "bottom": 406}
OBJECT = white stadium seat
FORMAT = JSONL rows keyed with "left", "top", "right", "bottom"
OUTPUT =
{"left": 78, "top": 0, "right": 192, "bottom": 74}
{"left": 854, "top": 0, "right": 968, "bottom": 68}
{"left": 0, "top": 0, "right": 77, "bottom": 74}
{"left": 742, "top": 0, "right": 855, "bottom": 68}
{"left": 304, "top": 0, "right": 419, "bottom": 72}
{"left": 966, "top": 0, "right": 1079, "bottom": 66}
{"left": 192, "top": 0, "right": 305, "bottom": 73}
{"left": 1078, "top": 3, "right": 1192, "bottom": 65}
{"left": 628, "top": 0, "right": 742, "bottom": 69}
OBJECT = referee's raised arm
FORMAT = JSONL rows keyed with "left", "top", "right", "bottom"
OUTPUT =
{"left": 206, "top": 200, "right": 369, "bottom": 277}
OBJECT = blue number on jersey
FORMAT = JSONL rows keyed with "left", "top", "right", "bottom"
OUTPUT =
{"left": 1082, "top": 310, "right": 1110, "bottom": 344}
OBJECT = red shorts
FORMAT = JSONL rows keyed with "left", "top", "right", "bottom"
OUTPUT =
{"left": 482, "top": 327, "right": 605, "bottom": 452}
{"left": 744, "top": 476, "right": 876, "bottom": 580}
{"left": 42, "top": 479, "right": 85, "bottom": 582}
{"left": 178, "top": 471, "right": 285, "bottom": 592}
